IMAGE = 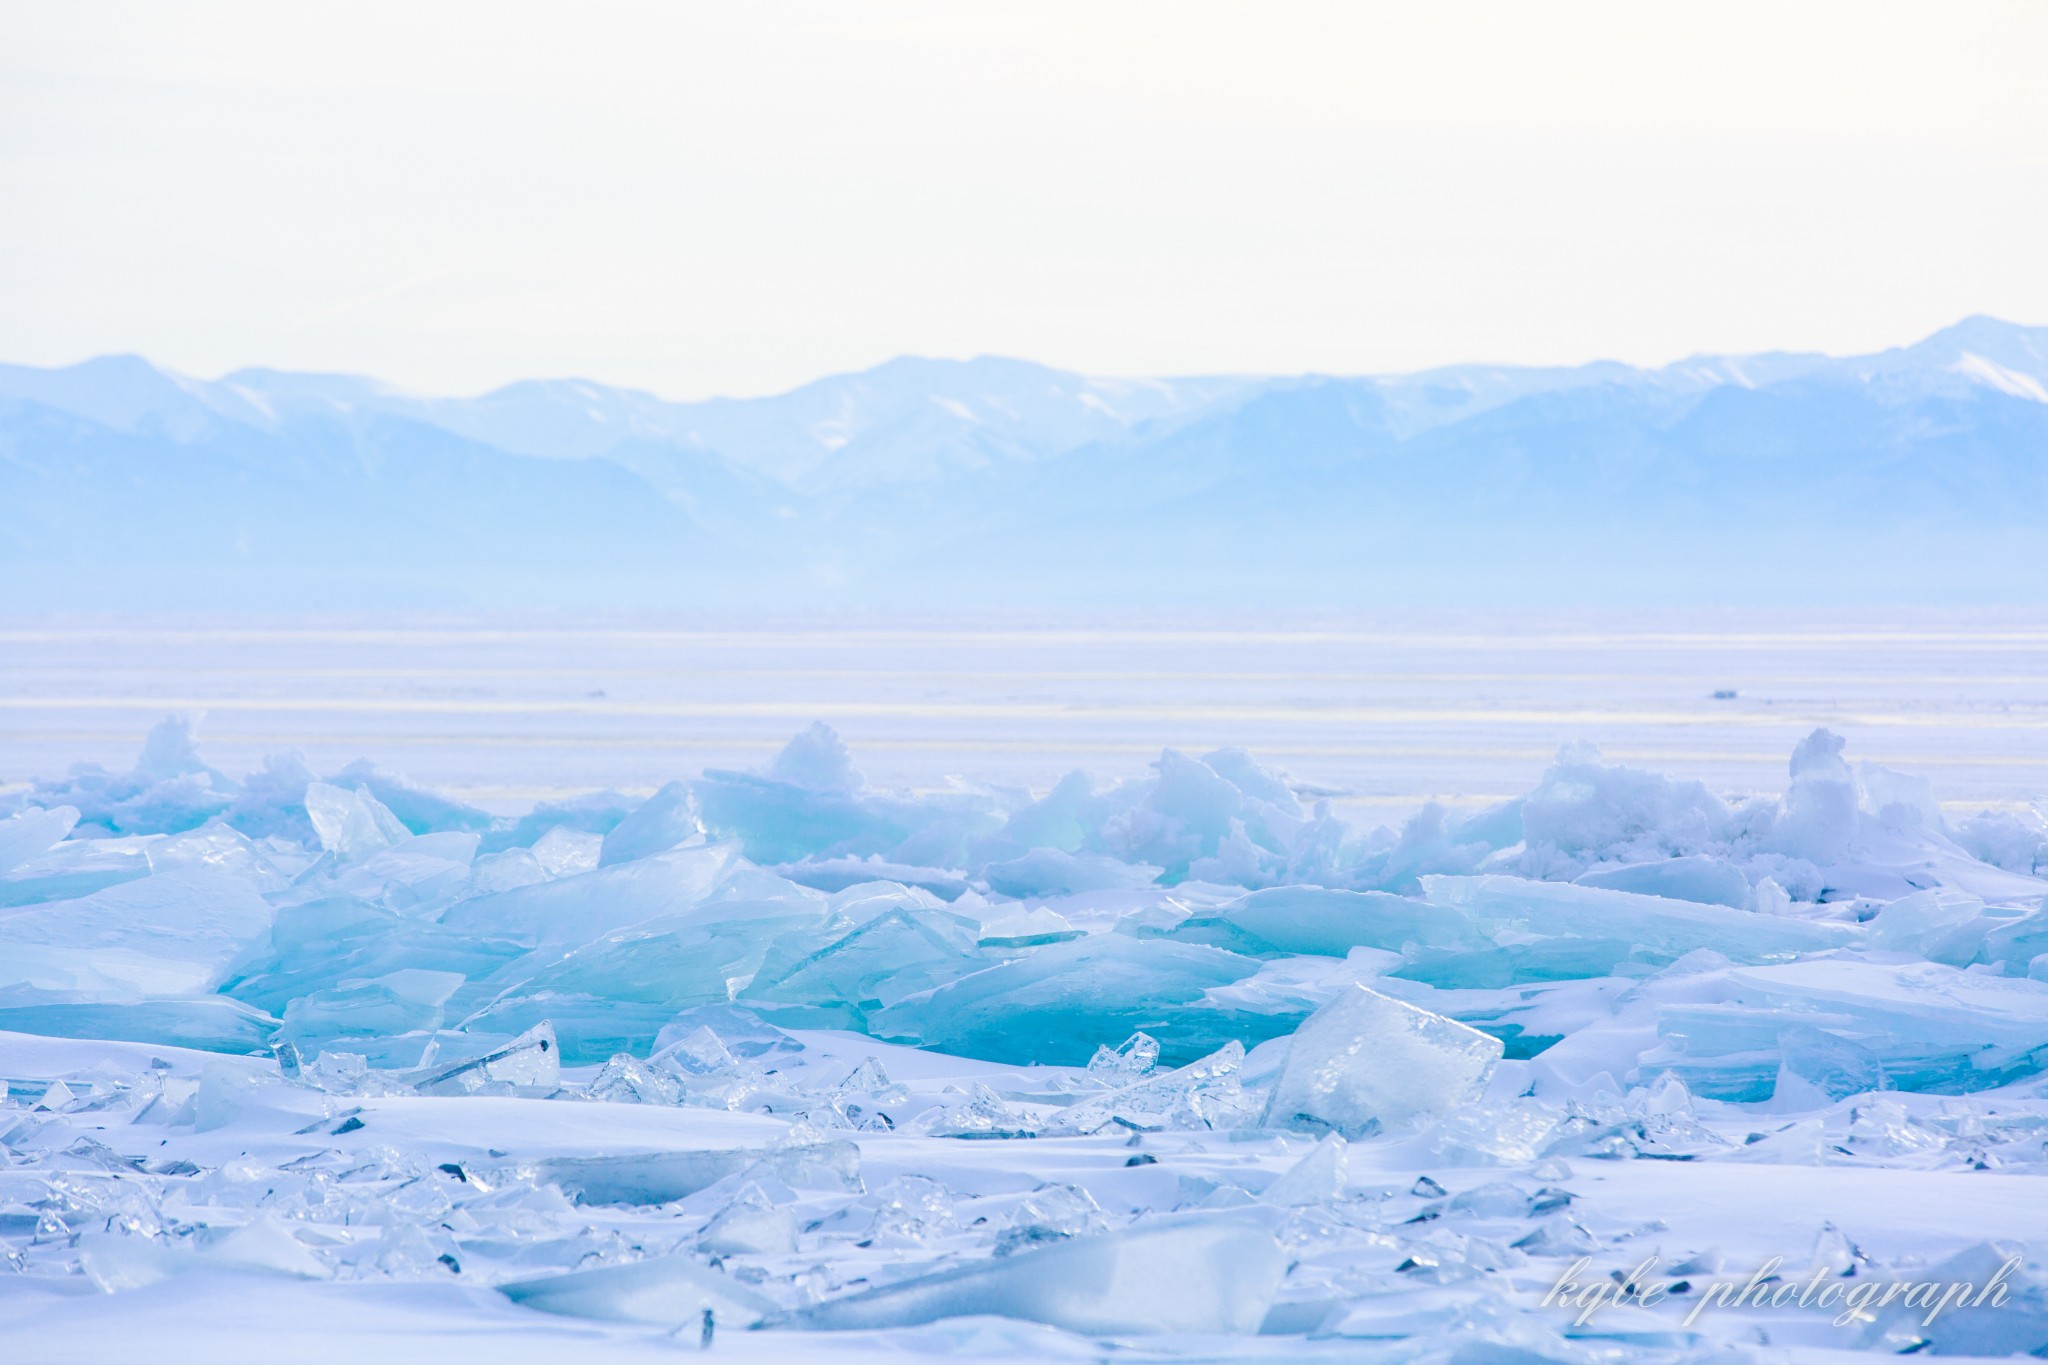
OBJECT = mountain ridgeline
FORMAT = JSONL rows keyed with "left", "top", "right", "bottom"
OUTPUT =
{"left": 3, "top": 318, "right": 2045, "bottom": 609}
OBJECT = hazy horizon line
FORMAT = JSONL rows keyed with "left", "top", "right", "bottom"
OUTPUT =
{"left": 4, "top": 312, "right": 2038, "bottom": 408}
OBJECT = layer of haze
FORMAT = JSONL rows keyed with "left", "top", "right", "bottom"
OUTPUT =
{"left": 3, "top": 1, "right": 2045, "bottom": 398}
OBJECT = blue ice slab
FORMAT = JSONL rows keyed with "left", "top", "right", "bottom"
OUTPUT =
{"left": 1573, "top": 854, "right": 1752, "bottom": 907}
{"left": 869, "top": 933, "right": 1267, "bottom": 1066}
{"left": 1422, "top": 874, "right": 1852, "bottom": 963}
{"left": 1651, "top": 958, "right": 2048, "bottom": 1099}
{"left": 0, "top": 994, "right": 279, "bottom": 1053}
{"left": 435, "top": 842, "right": 743, "bottom": 945}
{"left": 1167, "top": 886, "right": 1484, "bottom": 958}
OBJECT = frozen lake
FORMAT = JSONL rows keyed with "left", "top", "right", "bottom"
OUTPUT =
{"left": 4, "top": 612, "right": 2044, "bottom": 823}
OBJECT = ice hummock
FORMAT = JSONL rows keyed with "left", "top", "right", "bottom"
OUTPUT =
{"left": 4, "top": 719, "right": 2048, "bottom": 1361}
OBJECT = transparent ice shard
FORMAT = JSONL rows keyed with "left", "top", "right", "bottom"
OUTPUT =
{"left": 435, "top": 841, "right": 743, "bottom": 946}
{"left": 794, "top": 1212, "right": 1286, "bottom": 1335}
{"left": 868, "top": 933, "right": 1262, "bottom": 1066}
{"left": 653, "top": 1005, "right": 803, "bottom": 1061}
{"left": 587, "top": 1052, "right": 682, "bottom": 1105}
{"left": 994, "top": 1183, "right": 1104, "bottom": 1255}
{"left": 0, "top": 833, "right": 152, "bottom": 911}
{"left": 1868, "top": 888, "right": 1995, "bottom": 966}
{"left": 1775, "top": 1023, "right": 1888, "bottom": 1104}
{"left": 501, "top": 1255, "right": 774, "bottom": 1328}
{"left": 303, "top": 782, "right": 408, "bottom": 862}
{"left": 864, "top": 1173, "right": 957, "bottom": 1244}
{"left": 0, "top": 865, "right": 275, "bottom": 1000}
{"left": 974, "top": 905, "right": 1082, "bottom": 948}
{"left": 1051, "top": 1039, "right": 1254, "bottom": 1134}
{"left": 741, "top": 905, "right": 985, "bottom": 1020}
{"left": 407, "top": 1022, "right": 559, "bottom": 1096}
{"left": 1429, "top": 1098, "right": 1563, "bottom": 1167}
{"left": 835, "top": 1055, "right": 895, "bottom": 1095}
{"left": 529, "top": 825, "right": 603, "bottom": 878}
{"left": 910, "top": 1082, "right": 1036, "bottom": 1139}
{"left": 1085, "top": 1031, "right": 1161, "bottom": 1083}
{"left": 652, "top": 1024, "right": 739, "bottom": 1077}
{"left": 1857, "top": 1242, "right": 2048, "bottom": 1355}
{"left": 279, "top": 968, "right": 464, "bottom": 1049}
{"left": 1261, "top": 1133, "right": 1347, "bottom": 1205}
{"left": 0, "top": 805, "right": 78, "bottom": 876}
{"left": 1264, "top": 983, "right": 1503, "bottom": 1136}
{"left": 598, "top": 781, "right": 699, "bottom": 866}
{"left": 699, "top": 1184, "right": 799, "bottom": 1255}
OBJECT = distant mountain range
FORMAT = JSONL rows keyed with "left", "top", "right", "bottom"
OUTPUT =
{"left": 3, "top": 317, "right": 2045, "bottom": 609}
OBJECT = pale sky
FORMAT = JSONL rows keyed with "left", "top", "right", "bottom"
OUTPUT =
{"left": 3, "top": 1, "right": 2044, "bottom": 399}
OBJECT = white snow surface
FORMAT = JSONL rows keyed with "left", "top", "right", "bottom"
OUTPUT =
{"left": 3, "top": 716, "right": 2048, "bottom": 1361}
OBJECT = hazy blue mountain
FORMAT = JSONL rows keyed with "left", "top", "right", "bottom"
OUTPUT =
{"left": 2, "top": 318, "right": 2043, "bottom": 609}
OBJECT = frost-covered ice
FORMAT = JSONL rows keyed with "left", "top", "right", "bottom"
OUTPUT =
{"left": 4, "top": 718, "right": 2048, "bottom": 1361}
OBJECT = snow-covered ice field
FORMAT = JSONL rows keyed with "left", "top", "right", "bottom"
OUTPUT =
{"left": 4, "top": 613, "right": 2048, "bottom": 1362}
{"left": 6, "top": 613, "right": 2047, "bottom": 821}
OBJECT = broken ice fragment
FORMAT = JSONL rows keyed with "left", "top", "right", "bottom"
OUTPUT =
{"left": 1086, "top": 1031, "right": 1160, "bottom": 1083}
{"left": 835, "top": 1055, "right": 893, "bottom": 1094}
{"left": 1051, "top": 1040, "right": 1255, "bottom": 1134}
{"left": 0, "top": 805, "right": 78, "bottom": 876}
{"left": 1173, "top": 886, "right": 1484, "bottom": 957}
{"left": 303, "top": 782, "right": 408, "bottom": 861}
{"left": 868, "top": 933, "right": 1263, "bottom": 1066}
{"left": 910, "top": 1082, "right": 1036, "bottom": 1139}
{"left": 407, "top": 1022, "right": 558, "bottom": 1095}
{"left": 1867, "top": 888, "right": 1994, "bottom": 966}
{"left": 1775, "top": 1024, "right": 1887, "bottom": 1104}
{"left": 598, "top": 780, "right": 699, "bottom": 866}
{"left": 653, "top": 1024, "right": 738, "bottom": 1076}
{"left": 1656, "top": 959, "right": 2048, "bottom": 1099}
{"left": 0, "top": 997, "right": 279, "bottom": 1055}
{"left": 995, "top": 1183, "right": 1105, "bottom": 1255}
{"left": 587, "top": 1052, "right": 681, "bottom": 1105}
{"left": 794, "top": 1212, "right": 1285, "bottom": 1335}
{"left": 1422, "top": 875, "right": 1851, "bottom": 963}
{"left": 501, "top": 1255, "right": 773, "bottom": 1328}
{"left": 865, "top": 1173, "right": 957, "bottom": 1244}
{"left": 1264, "top": 983, "right": 1503, "bottom": 1136}
{"left": 699, "top": 1185, "right": 799, "bottom": 1255}
{"left": 529, "top": 824, "right": 603, "bottom": 877}
{"left": 1261, "top": 1133, "right": 1347, "bottom": 1205}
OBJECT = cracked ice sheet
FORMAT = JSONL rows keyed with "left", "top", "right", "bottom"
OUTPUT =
{"left": 6, "top": 1022, "right": 2044, "bottom": 1364}
{"left": 9, "top": 722, "right": 2048, "bottom": 1363}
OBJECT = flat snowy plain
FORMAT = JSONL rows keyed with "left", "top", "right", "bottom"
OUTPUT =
{"left": 3, "top": 612, "right": 2047, "bottom": 1363}
{"left": 6, "top": 613, "right": 2046, "bottom": 819}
